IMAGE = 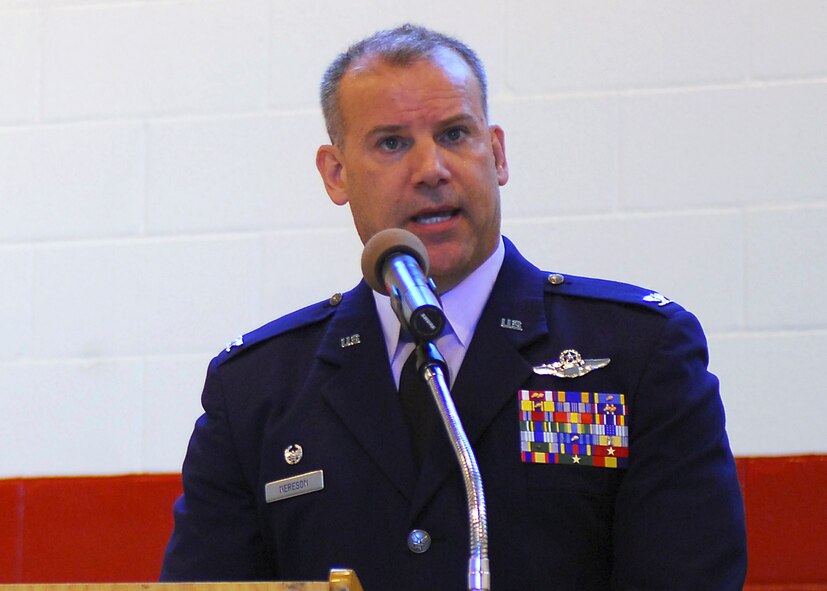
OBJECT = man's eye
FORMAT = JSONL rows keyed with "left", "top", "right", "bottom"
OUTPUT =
{"left": 442, "top": 127, "right": 467, "bottom": 143}
{"left": 378, "top": 137, "right": 404, "bottom": 151}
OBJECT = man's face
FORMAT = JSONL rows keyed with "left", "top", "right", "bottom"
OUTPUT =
{"left": 316, "top": 48, "right": 509, "bottom": 292}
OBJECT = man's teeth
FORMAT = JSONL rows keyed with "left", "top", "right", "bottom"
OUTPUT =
{"left": 415, "top": 212, "right": 453, "bottom": 225}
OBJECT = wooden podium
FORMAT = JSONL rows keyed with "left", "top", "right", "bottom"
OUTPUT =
{"left": 0, "top": 569, "right": 363, "bottom": 591}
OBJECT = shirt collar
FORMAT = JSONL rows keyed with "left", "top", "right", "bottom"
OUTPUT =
{"left": 373, "top": 237, "right": 505, "bottom": 361}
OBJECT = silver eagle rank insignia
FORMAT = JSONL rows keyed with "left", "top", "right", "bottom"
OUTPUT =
{"left": 224, "top": 335, "right": 244, "bottom": 352}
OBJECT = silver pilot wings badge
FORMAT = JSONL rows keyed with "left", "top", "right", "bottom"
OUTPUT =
{"left": 533, "top": 349, "right": 611, "bottom": 378}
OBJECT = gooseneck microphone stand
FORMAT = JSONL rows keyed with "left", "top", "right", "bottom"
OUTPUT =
{"left": 413, "top": 342, "right": 490, "bottom": 591}
{"left": 360, "top": 228, "right": 490, "bottom": 589}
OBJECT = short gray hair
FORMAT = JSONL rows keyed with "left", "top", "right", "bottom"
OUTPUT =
{"left": 320, "top": 24, "right": 488, "bottom": 145}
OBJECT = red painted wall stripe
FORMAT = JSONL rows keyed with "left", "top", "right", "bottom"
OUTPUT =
{"left": 0, "top": 474, "right": 181, "bottom": 584}
{"left": 0, "top": 456, "right": 825, "bottom": 586}
{"left": 739, "top": 455, "right": 827, "bottom": 586}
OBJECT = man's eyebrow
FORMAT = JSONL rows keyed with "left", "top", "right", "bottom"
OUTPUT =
{"left": 366, "top": 124, "right": 406, "bottom": 137}
{"left": 366, "top": 114, "right": 478, "bottom": 137}
{"left": 440, "top": 113, "right": 476, "bottom": 127}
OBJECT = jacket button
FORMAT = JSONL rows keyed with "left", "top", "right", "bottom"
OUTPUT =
{"left": 547, "top": 273, "right": 565, "bottom": 285}
{"left": 407, "top": 529, "right": 431, "bottom": 553}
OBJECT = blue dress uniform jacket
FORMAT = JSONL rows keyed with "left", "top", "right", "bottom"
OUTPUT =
{"left": 161, "top": 238, "right": 747, "bottom": 590}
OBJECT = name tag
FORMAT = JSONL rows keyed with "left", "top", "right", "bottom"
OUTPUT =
{"left": 265, "top": 470, "right": 324, "bottom": 503}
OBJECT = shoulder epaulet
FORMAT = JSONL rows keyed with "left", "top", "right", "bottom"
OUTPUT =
{"left": 542, "top": 271, "right": 685, "bottom": 317}
{"left": 215, "top": 291, "right": 346, "bottom": 365}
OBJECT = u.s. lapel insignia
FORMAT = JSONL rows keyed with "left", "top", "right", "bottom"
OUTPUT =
{"left": 533, "top": 349, "right": 610, "bottom": 378}
{"left": 643, "top": 292, "right": 673, "bottom": 307}
{"left": 340, "top": 334, "right": 361, "bottom": 348}
{"left": 224, "top": 335, "right": 243, "bottom": 352}
{"left": 500, "top": 318, "right": 523, "bottom": 331}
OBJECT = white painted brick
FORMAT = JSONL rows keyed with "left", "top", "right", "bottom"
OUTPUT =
{"left": 752, "top": 0, "right": 827, "bottom": 78}
{"left": 753, "top": 83, "right": 827, "bottom": 202}
{"left": 0, "top": 123, "right": 144, "bottom": 241}
{"left": 0, "top": 247, "right": 32, "bottom": 361}
{"left": 0, "top": 9, "right": 40, "bottom": 123}
{"left": 507, "top": 1, "right": 748, "bottom": 93}
{"left": 496, "top": 96, "right": 618, "bottom": 218}
{"left": 142, "top": 353, "right": 211, "bottom": 473}
{"left": 1, "top": 2, "right": 41, "bottom": 8}
{"left": 146, "top": 113, "right": 351, "bottom": 234}
{"left": 507, "top": 2, "right": 615, "bottom": 92}
{"left": 745, "top": 206, "right": 827, "bottom": 330}
{"left": 0, "top": 359, "right": 143, "bottom": 477}
{"left": 42, "top": 0, "right": 269, "bottom": 119}
{"left": 620, "top": 88, "right": 757, "bottom": 209}
{"left": 709, "top": 331, "right": 827, "bottom": 455}
{"left": 503, "top": 212, "right": 744, "bottom": 332}
{"left": 267, "top": 1, "right": 507, "bottom": 111}
{"left": 614, "top": 0, "right": 749, "bottom": 88}
{"left": 620, "top": 84, "right": 827, "bottom": 210}
{"left": 32, "top": 237, "right": 262, "bottom": 358}
{"left": 260, "top": 227, "right": 363, "bottom": 320}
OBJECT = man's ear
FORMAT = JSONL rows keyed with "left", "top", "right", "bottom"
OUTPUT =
{"left": 490, "top": 125, "right": 509, "bottom": 186}
{"left": 316, "top": 144, "right": 349, "bottom": 205}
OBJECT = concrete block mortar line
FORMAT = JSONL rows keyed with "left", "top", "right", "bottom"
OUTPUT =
{"left": 254, "top": 232, "right": 267, "bottom": 322}
{"left": 748, "top": 75, "right": 827, "bottom": 88}
{"left": 38, "top": 105, "right": 278, "bottom": 126}
{"left": 736, "top": 209, "right": 748, "bottom": 331}
{"left": 25, "top": 245, "right": 35, "bottom": 363}
{"left": 610, "top": 92, "right": 621, "bottom": 215}
{"left": 140, "top": 119, "right": 150, "bottom": 237}
{"left": 35, "top": 4, "right": 45, "bottom": 125}
{"left": 503, "top": 80, "right": 764, "bottom": 102}
{"left": 140, "top": 221, "right": 354, "bottom": 241}
{"left": 615, "top": 77, "right": 827, "bottom": 99}
{"left": 504, "top": 206, "right": 745, "bottom": 226}
{"left": 144, "top": 106, "right": 320, "bottom": 125}
{"left": 0, "top": 351, "right": 221, "bottom": 373}
{"left": 0, "top": 245, "right": 36, "bottom": 363}
{"left": 137, "top": 353, "right": 148, "bottom": 473}
{"left": 0, "top": 105, "right": 320, "bottom": 132}
{"left": 746, "top": 0, "right": 757, "bottom": 84}
{"left": 0, "top": 354, "right": 143, "bottom": 371}
{"left": 707, "top": 327, "right": 827, "bottom": 341}
{"left": 265, "top": 0, "right": 275, "bottom": 112}
{"left": 25, "top": 230, "right": 267, "bottom": 252}
{"left": 0, "top": 117, "right": 143, "bottom": 134}
{"left": 493, "top": 88, "right": 620, "bottom": 105}
{"left": 744, "top": 201, "right": 827, "bottom": 215}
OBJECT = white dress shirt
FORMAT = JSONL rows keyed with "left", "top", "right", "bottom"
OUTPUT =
{"left": 372, "top": 237, "right": 505, "bottom": 388}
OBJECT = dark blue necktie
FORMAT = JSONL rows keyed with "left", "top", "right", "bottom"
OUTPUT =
{"left": 398, "top": 348, "right": 439, "bottom": 467}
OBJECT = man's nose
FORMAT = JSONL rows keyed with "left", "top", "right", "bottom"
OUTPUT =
{"left": 411, "top": 142, "right": 451, "bottom": 188}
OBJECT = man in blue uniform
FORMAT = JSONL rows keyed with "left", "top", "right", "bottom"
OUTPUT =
{"left": 161, "top": 24, "right": 747, "bottom": 589}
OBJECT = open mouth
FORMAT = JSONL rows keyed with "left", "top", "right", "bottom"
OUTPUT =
{"left": 412, "top": 209, "right": 460, "bottom": 225}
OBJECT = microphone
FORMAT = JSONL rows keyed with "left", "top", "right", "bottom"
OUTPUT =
{"left": 361, "top": 228, "right": 445, "bottom": 342}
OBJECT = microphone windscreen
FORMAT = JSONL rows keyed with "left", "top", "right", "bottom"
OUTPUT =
{"left": 361, "top": 228, "right": 430, "bottom": 295}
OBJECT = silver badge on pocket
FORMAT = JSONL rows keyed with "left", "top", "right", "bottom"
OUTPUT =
{"left": 533, "top": 349, "right": 610, "bottom": 378}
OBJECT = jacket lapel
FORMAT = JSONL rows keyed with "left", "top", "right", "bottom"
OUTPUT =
{"left": 316, "top": 282, "right": 419, "bottom": 501}
{"left": 313, "top": 239, "right": 551, "bottom": 515}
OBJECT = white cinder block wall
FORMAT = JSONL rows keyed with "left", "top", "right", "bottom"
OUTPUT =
{"left": 1, "top": 0, "right": 825, "bottom": 477}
